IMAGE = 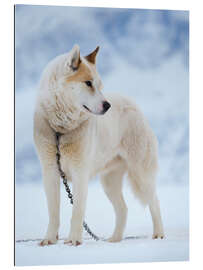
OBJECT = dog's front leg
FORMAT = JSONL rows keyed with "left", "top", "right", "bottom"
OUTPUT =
{"left": 38, "top": 162, "right": 60, "bottom": 246}
{"left": 64, "top": 171, "right": 89, "bottom": 246}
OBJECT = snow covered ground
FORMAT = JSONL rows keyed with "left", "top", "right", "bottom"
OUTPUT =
{"left": 15, "top": 181, "right": 189, "bottom": 266}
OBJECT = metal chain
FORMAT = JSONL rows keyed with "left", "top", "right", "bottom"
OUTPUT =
{"left": 15, "top": 236, "right": 139, "bottom": 244}
{"left": 55, "top": 132, "right": 100, "bottom": 241}
{"left": 15, "top": 235, "right": 102, "bottom": 243}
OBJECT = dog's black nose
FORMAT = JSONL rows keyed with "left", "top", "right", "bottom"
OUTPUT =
{"left": 103, "top": 101, "right": 111, "bottom": 113}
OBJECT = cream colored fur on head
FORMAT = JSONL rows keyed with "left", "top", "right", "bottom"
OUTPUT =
{"left": 37, "top": 44, "right": 105, "bottom": 134}
{"left": 34, "top": 44, "right": 164, "bottom": 246}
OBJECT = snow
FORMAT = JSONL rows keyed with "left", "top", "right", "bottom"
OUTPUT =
{"left": 15, "top": 181, "right": 189, "bottom": 266}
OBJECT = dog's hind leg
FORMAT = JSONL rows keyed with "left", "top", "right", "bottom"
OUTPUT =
{"left": 148, "top": 193, "right": 164, "bottom": 239}
{"left": 101, "top": 158, "right": 127, "bottom": 242}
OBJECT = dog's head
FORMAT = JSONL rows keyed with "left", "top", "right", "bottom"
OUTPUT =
{"left": 60, "top": 44, "right": 111, "bottom": 115}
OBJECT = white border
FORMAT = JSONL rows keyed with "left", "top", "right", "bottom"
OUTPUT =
{"left": 1, "top": 0, "right": 203, "bottom": 270}
{"left": 10, "top": 0, "right": 191, "bottom": 10}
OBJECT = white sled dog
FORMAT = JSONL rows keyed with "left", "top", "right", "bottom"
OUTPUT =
{"left": 34, "top": 45, "right": 164, "bottom": 246}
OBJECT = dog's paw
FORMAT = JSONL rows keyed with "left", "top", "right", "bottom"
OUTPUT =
{"left": 39, "top": 233, "right": 58, "bottom": 246}
{"left": 64, "top": 230, "right": 83, "bottom": 246}
{"left": 107, "top": 235, "right": 122, "bottom": 243}
{"left": 152, "top": 233, "right": 164, "bottom": 239}
{"left": 64, "top": 232, "right": 83, "bottom": 246}
{"left": 39, "top": 238, "right": 57, "bottom": 246}
{"left": 64, "top": 237, "right": 82, "bottom": 246}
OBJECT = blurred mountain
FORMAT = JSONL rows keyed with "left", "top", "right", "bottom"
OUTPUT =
{"left": 15, "top": 5, "right": 189, "bottom": 185}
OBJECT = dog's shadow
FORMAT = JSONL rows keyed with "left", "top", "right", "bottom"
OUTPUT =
{"left": 123, "top": 235, "right": 148, "bottom": 241}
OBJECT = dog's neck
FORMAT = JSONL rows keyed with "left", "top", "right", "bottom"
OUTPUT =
{"left": 41, "top": 90, "right": 90, "bottom": 133}
{"left": 57, "top": 117, "right": 90, "bottom": 145}
{"left": 47, "top": 110, "right": 89, "bottom": 135}
{"left": 41, "top": 98, "right": 91, "bottom": 145}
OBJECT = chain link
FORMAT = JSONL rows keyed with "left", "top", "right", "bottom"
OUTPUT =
{"left": 55, "top": 132, "right": 100, "bottom": 241}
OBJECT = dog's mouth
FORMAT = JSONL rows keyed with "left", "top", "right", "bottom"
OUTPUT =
{"left": 83, "top": 105, "right": 92, "bottom": 113}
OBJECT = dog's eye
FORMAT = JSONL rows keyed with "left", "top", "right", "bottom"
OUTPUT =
{"left": 85, "top": 81, "right": 92, "bottom": 87}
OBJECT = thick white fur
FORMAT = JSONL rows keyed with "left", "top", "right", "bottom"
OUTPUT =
{"left": 34, "top": 45, "right": 164, "bottom": 246}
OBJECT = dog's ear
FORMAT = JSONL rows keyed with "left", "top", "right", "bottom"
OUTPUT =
{"left": 85, "top": 46, "right": 100, "bottom": 64}
{"left": 69, "top": 44, "right": 81, "bottom": 71}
